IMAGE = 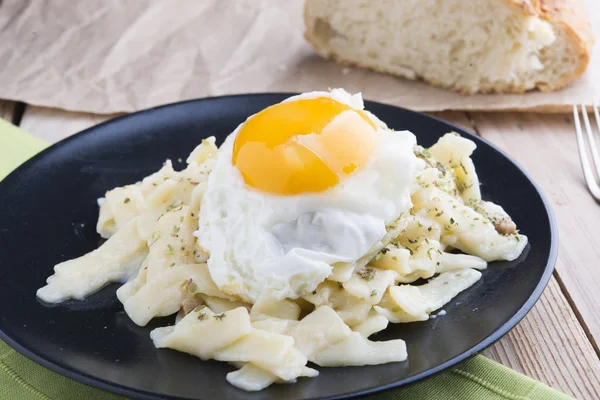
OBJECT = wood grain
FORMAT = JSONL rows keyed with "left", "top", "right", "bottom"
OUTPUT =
{"left": 429, "top": 111, "right": 474, "bottom": 132}
{"left": 467, "top": 112, "right": 600, "bottom": 353}
{"left": 0, "top": 101, "right": 16, "bottom": 122}
{"left": 19, "top": 106, "right": 120, "bottom": 144}
{"left": 430, "top": 111, "right": 600, "bottom": 398}
{"left": 483, "top": 277, "right": 600, "bottom": 399}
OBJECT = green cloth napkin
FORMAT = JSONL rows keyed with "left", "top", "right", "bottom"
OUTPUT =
{"left": 0, "top": 118, "right": 573, "bottom": 400}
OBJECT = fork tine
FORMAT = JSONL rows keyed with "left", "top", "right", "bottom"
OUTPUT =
{"left": 574, "top": 105, "right": 600, "bottom": 200}
{"left": 581, "top": 104, "right": 600, "bottom": 175}
{"left": 593, "top": 98, "right": 600, "bottom": 156}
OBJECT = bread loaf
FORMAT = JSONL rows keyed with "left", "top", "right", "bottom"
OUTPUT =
{"left": 304, "top": 0, "right": 593, "bottom": 94}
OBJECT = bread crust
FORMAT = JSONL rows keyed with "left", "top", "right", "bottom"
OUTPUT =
{"left": 508, "top": 0, "right": 594, "bottom": 89}
{"left": 303, "top": 0, "right": 594, "bottom": 94}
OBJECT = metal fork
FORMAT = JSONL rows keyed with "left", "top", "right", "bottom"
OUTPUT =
{"left": 573, "top": 102, "right": 600, "bottom": 200}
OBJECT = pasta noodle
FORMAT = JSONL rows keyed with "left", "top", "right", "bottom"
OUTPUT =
{"left": 36, "top": 132, "right": 527, "bottom": 391}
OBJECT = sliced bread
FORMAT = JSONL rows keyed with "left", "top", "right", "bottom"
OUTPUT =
{"left": 304, "top": 0, "right": 594, "bottom": 94}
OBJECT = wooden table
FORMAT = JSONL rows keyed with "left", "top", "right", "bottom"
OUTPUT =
{"left": 2, "top": 100, "right": 600, "bottom": 399}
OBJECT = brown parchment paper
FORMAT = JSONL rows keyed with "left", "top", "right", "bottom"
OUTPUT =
{"left": 0, "top": 0, "right": 598, "bottom": 114}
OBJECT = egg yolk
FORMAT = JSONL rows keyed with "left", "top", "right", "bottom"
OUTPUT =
{"left": 232, "top": 97, "right": 378, "bottom": 195}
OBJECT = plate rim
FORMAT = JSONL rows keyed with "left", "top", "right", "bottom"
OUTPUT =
{"left": 0, "top": 93, "right": 558, "bottom": 400}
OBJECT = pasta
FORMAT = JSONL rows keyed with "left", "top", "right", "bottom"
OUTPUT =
{"left": 36, "top": 132, "right": 527, "bottom": 392}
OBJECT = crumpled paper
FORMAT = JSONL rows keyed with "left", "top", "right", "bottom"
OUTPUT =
{"left": 0, "top": 0, "right": 597, "bottom": 114}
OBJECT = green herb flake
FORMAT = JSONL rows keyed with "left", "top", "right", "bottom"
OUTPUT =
{"left": 435, "top": 211, "right": 444, "bottom": 217}
{"left": 214, "top": 313, "right": 226, "bottom": 321}
{"left": 435, "top": 162, "right": 446, "bottom": 176}
{"left": 370, "top": 289, "right": 377, "bottom": 297}
{"left": 186, "top": 280, "right": 198, "bottom": 293}
{"left": 149, "top": 231, "right": 161, "bottom": 246}
{"left": 408, "top": 238, "right": 418, "bottom": 244}
{"left": 171, "top": 225, "right": 181, "bottom": 237}
{"left": 427, "top": 248, "right": 434, "bottom": 260}
{"left": 358, "top": 268, "right": 375, "bottom": 281}
{"left": 166, "top": 244, "right": 175, "bottom": 256}
{"left": 166, "top": 200, "right": 183, "bottom": 212}
{"left": 123, "top": 198, "right": 131, "bottom": 204}
{"left": 193, "top": 305, "right": 206, "bottom": 313}
{"left": 170, "top": 262, "right": 175, "bottom": 267}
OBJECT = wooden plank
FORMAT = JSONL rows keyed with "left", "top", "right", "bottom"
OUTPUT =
{"left": 483, "top": 277, "right": 600, "bottom": 399}
{"left": 0, "top": 101, "right": 16, "bottom": 122}
{"left": 432, "top": 110, "right": 600, "bottom": 397}
{"left": 429, "top": 111, "right": 474, "bottom": 132}
{"left": 19, "top": 106, "right": 120, "bottom": 144}
{"left": 469, "top": 112, "right": 600, "bottom": 351}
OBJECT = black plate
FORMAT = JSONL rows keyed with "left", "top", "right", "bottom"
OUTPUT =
{"left": 0, "top": 94, "right": 557, "bottom": 400}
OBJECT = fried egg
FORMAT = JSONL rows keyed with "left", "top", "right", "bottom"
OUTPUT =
{"left": 195, "top": 89, "right": 420, "bottom": 303}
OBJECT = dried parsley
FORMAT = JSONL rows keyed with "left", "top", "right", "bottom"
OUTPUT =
{"left": 435, "top": 162, "right": 446, "bottom": 176}
{"left": 165, "top": 244, "right": 175, "bottom": 256}
{"left": 123, "top": 198, "right": 130, "bottom": 204}
{"left": 149, "top": 231, "right": 161, "bottom": 246}
{"left": 358, "top": 268, "right": 375, "bottom": 281}
{"left": 186, "top": 280, "right": 198, "bottom": 293}
{"left": 194, "top": 305, "right": 206, "bottom": 313}
{"left": 166, "top": 200, "right": 183, "bottom": 212}
{"left": 214, "top": 313, "right": 226, "bottom": 321}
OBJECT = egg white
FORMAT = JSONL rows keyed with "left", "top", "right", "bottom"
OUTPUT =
{"left": 195, "top": 90, "right": 420, "bottom": 303}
